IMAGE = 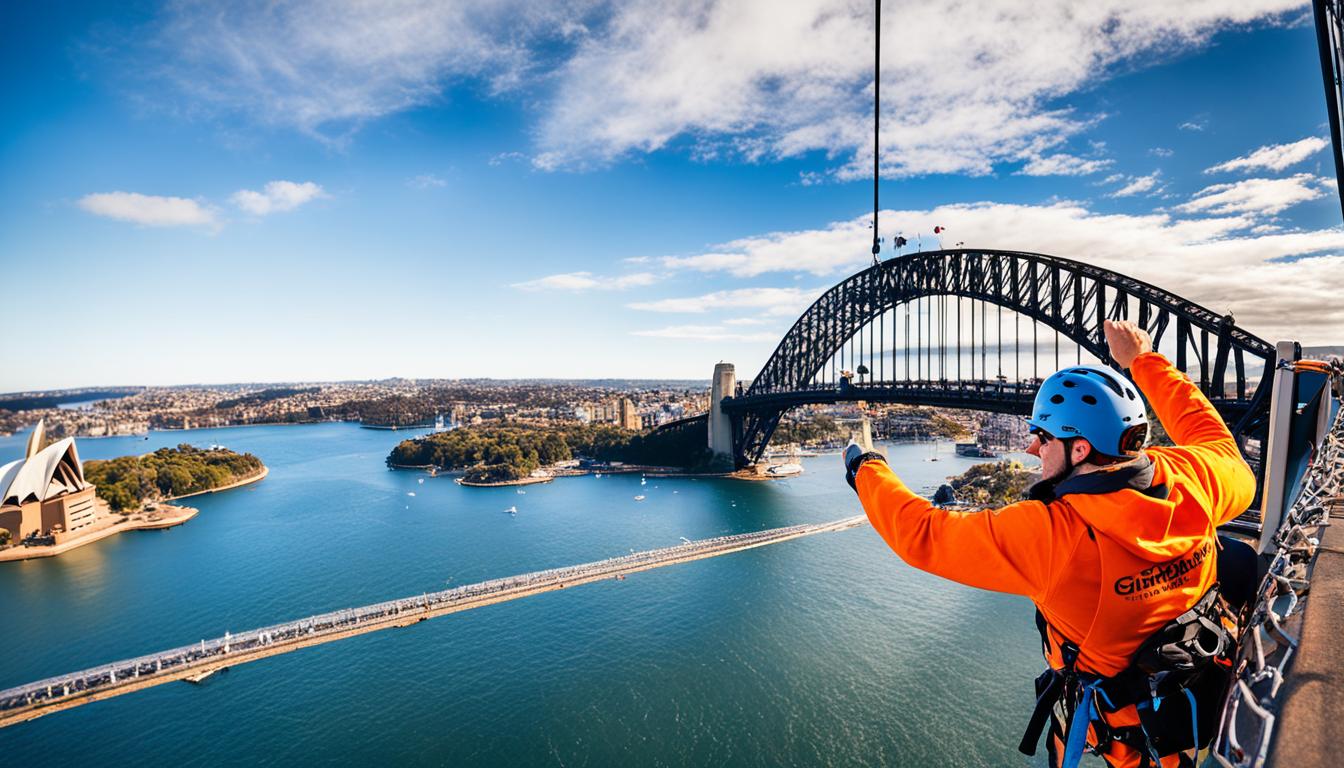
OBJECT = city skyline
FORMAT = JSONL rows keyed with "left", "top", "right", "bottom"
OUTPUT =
{"left": 3, "top": 1, "right": 1341, "bottom": 392}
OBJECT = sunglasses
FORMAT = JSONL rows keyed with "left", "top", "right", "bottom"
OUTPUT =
{"left": 1029, "top": 427, "right": 1056, "bottom": 445}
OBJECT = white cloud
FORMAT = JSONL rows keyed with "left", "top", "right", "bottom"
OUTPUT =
{"left": 537, "top": 1, "right": 1299, "bottom": 176}
{"left": 149, "top": 1, "right": 601, "bottom": 140}
{"left": 512, "top": 271, "right": 658, "bottom": 291}
{"left": 1205, "top": 137, "right": 1329, "bottom": 174}
{"left": 660, "top": 221, "right": 883, "bottom": 278}
{"left": 628, "top": 286, "right": 822, "bottom": 316}
{"left": 78, "top": 191, "right": 217, "bottom": 228}
{"left": 407, "top": 174, "right": 447, "bottom": 189}
{"left": 631, "top": 325, "right": 777, "bottom": 342}
{"left": 1111, "top": 171, "right": 1162, "bottom": 197}
{"left": 1017, "top": 153, "right": 1112, "bottom": 176}
{"left": 645, "top": 200, "right": 1344, "bottom": 344}
{"left": 1179, "top": 119, "right": 1208, "bottom": 131}
{"left": 1176, "top": 174, "right": 1330, "bottom": 216}
{"left": 231, "top": 180, "right": 325, "bottom": 215}
{"left": 143, "top": 1, "right": 1301, "bottom": 175}
{"left": 489, "top": 151, "right": 528, "bottom": 166}
{"left": 1149, "top": 147, "right": 1174, "bottom": 158}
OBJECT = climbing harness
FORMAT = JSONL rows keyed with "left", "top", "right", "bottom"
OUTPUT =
{"left": 1020, "top": 585, "right": 1238, "bottom": 768}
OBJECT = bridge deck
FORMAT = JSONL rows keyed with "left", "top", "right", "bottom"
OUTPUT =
{"left": 0, "top": 515, "right": 868, "bottom": 730}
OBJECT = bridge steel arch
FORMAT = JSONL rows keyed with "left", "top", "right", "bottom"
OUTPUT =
{"left": 721, "top": 249, "right": 1277, "bottom": 469}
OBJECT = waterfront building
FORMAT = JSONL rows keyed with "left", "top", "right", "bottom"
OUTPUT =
{"left": 618, "top": 398, "right": 640, "bottom": 430}
{"left": 0, "top": 421, "right": 100, "bottom": 546}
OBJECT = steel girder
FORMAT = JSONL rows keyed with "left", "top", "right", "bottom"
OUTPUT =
{"left": 726, "top": 249, "right": 1276, "bottom": 468}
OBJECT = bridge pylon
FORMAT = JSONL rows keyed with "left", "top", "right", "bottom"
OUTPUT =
{"left": 709, "top": 363, "right": 737, "bottom": 462}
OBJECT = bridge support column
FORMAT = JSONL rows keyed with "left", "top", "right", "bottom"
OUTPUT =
{"left": 709, "top": 363, "right": 736, "bottom": 462}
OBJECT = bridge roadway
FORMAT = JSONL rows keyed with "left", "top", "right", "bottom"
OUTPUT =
{"left": 0, "top": 515, "right": 868, "bottom": 730}
{"left": 720, "top": 378, "right": 1255, "bottom": 424}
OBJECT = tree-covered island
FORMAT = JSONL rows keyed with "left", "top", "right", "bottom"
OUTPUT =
{"left": 84, "top": 444, "right": 266, "bottom": 511}
{"left": 388, "top": 423, "right": 721, "bottom": 483}
{"left": 945, "top": 461, "right": 1038, "bottom": 507}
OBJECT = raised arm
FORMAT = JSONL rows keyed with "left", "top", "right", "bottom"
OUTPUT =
{"left": 1129, "top": 352, "right": 1255, "bottom": 523}
{"left": 854, "top": 459, "right": 1054, "bottom": 598}
{"left": 1105, "top": 320, "right": 1255, "bottom": 524}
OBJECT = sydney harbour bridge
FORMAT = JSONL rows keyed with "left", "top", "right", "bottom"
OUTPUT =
{"left": 661, "top": 248, "right": 1276, "bottom": 479}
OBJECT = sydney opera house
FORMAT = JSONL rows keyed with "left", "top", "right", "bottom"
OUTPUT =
{"left": 0, "top": 422, "right": 99, "bottom": 546}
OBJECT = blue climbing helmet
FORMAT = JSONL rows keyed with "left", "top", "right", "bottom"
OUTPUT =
{"left": 1028, "top": 365, "right": 1148, "bottom": 458}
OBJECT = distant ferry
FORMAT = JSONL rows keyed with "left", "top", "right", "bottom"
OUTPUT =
{"left": 955, "top": 443, "right": 999, "bottom": 459}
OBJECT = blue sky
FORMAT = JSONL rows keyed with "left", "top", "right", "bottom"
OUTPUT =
{"left": 1, "top": 0, "right": 1340, "bottom": 391}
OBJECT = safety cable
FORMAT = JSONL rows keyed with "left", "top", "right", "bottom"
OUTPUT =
{"left": 871, "top": 0, "right": 881, "bottom": 264}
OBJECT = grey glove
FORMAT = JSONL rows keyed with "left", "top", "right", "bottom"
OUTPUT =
{"left": 843, "top": 440, "right": 886, "bottom": 491}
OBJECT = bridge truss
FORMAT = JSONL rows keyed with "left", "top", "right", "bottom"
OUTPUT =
{"left": 721, "top": 249, "right": 1277, "bottom": 470}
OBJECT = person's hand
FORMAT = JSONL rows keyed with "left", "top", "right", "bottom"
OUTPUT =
{"left": 1104, "top": 319, "right": 1151, "bottom": 369}
{"left": 843, "top": 441, "right": 865, "bottom": 471}
{"left": 843, "top": 441, "right": 885, "bottom": 492}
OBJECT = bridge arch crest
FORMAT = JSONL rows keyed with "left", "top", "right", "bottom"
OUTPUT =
{"left": 729, "top": 249, "right": 1274, "bottom": 467}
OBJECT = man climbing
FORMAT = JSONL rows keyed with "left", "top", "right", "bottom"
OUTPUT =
{"left": 844, "top": 319, "right": 1256, "bottom": 767}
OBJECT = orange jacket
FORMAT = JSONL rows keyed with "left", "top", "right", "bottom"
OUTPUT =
{"left": 853, "top": 352, "right": 1256, "bottom": 676}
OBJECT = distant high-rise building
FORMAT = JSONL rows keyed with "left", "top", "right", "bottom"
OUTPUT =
{"left": 618, "top": 397, "right": 640, "bottom": 430}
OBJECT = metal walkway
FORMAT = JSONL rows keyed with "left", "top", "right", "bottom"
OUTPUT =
{"left": 0, "top": 515, "right": 867, "bottom": 729}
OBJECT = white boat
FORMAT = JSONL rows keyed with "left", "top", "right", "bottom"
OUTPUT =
{"left": 634, "top": 495, "right": 646, "bottom": 501}
{"left": 766, "top": 462, "right": 804, "bottom": 477}
{"left": 640, "top": 477, "right": 647, "bottom": 486}
{"left": 505, "top": 505, "right": 517, "bottom": 515}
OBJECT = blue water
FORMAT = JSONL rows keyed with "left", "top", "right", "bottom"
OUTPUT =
{"left": 0, "top": 424, "right": 1046, "bottom": 766}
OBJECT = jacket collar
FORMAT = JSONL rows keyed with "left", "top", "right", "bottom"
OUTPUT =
{"left": 1027, "top": 453, "right": 1163, "bottom": 504}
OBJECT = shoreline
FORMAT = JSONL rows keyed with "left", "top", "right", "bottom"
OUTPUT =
{"left": 7, "top": 419, "right": 361, "bottom": 441}
{"left": 0, "top": 466, "right": 268, "bottom": 564}
{"left": 162, "top": 466, "right": 269, "bottom": 501}
{"left": 431, "top": 463, "right": 765, "bottom": 486}
{"left": 456, "top": 474, "right": 555, "bottom": 488}
{"left": 0, "top": 504, "right": 199, "bottom": 563}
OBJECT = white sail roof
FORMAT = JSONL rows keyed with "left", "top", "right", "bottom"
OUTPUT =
{"left": 0, "top": 460, "right": 24, "bottom": 506}
{"left": 1, "top": 438, "right": 89, "bottom": 506}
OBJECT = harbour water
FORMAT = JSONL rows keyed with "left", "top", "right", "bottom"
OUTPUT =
{"left": 0, "top": 423, "right": 1046, "bottom": 766}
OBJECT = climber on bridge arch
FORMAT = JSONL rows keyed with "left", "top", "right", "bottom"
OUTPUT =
{"left": 843, "top": 319, "right": 1257, "bottom": 768}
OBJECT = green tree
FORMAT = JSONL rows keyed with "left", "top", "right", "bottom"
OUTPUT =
{"left": 86, "top": 446, "right": 263, "bottom": 511}
{"left": 948, "top": 461, "right": 1037, "bottom": 506}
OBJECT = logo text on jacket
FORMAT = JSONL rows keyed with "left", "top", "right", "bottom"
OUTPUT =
{"left": 1113, "top": 540, "right": 1212, "bottom": 601}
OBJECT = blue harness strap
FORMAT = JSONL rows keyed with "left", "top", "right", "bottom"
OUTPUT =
{"left": 1060, "top": 680, "right": 1120, "bottom": 768}
{"left": 1183, "top": 688, "right": 1198, "bottom": 755}
{"left": 1060, "top": 679, "right": 1099, "bottom": 768}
